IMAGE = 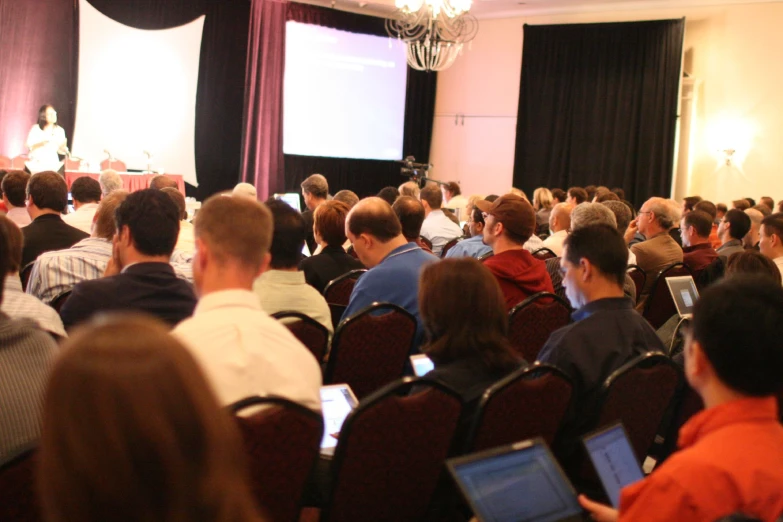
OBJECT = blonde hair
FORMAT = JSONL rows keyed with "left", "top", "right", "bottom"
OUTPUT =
{"left": 532, "top": 188, "right": 553, "bottom": 211}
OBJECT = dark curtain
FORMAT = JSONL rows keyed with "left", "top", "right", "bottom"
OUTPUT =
{"left": 283, "top": 3, "right": 437, "bottom": 198}
{"left": 513, "top": 20, "right": 685, "bottom": 208}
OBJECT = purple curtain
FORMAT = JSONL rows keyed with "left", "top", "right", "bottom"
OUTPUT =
{"left": 241, "top": 0, "right": 287, "bottom": 201}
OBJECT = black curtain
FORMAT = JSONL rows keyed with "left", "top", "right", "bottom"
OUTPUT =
{"left": 284, "top": 3, "right": 437, "bottom": 198}
{"left": 513, "top": 20, "right": 685, "bottom": 208}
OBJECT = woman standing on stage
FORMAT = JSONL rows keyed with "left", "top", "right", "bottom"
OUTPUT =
{"left": 26, "top": 104, "right": 67, "bottom": 173}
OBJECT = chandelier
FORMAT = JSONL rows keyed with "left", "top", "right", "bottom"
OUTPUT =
{"left": 385, "top": 0, "right": 478, "bottom": 72}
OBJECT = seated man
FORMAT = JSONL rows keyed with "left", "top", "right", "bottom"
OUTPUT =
{"left": 26, "top": 191, "right": 128, "bottom": 304}
{"left": 419, "top": 183, "right": 463, "bottom": 256}
{"left": 759, "top": 212, "right": 783, "bottom": 279}
{"left": 63, "top": 176, "right": 101, "bottom": 234}
{"left": 253, "top": 200, "right": 332, "bottom": 334}
{"left": 161, "top": 187, "right": 194, "bottom": 256}
{"left": 59, "top": 189, "right": 196, "bottom": 328}
{"left": 481, "top": 194, "right": 553, "bottom": 309}
{"left": 581, "top": 276, "right": 783, "bottom": 521}
{"left": 392, "top": 196, "right": 434, "bottom": 255}
{"left": 681, "top": 210, "right": 719, "bottom": 273}
{"left": 743, "top": 208, "right": 763, "bottom": 250}
{"left": 301, "top": 174, "right": 329, "bottom": 255}
{"left": 538, "top": 224, "right": 665, "bottom": 468}
{"left": 716, "top": 208, "right": 751, "bottom": 259}
{"left": 21, "top": 171, "right": 89, "bottom": 267}
{"left": 2, "top": 170, "right": 31, "bottom": 227}
{"left": 541, "top": 202, "right": 572, "bottom": 256}
{"left": 173, "top": 196, "right": 321, "bottom": 411}
{"left": 98, "top": 168, "right": 122, "bottom": 197}
{"left": 628, "top": 197, "right": 683, "bottom": 298}
{"left": 444, "top": 200, "right": 493, "bottom": 259}
{"left": 148, "top": 174, "right": 179, "bottom": 191}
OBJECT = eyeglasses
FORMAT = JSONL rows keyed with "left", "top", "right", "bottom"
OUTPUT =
{"left": 638, "top": 211, "right": 653, "bottom": 216}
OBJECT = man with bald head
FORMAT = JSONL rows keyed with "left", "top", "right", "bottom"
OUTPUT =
{"left": 542, "top": 202, "right": 572, "bottom": 256}
{"left": 343, "top": 197, "right": 437, "bottom": 341}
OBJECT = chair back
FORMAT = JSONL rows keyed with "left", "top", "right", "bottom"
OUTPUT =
{"left": 0, "top": 448, "right": 40, "bottom": 522}
{"left": 20, "top": 262, "right": 36, "bottom": 291}
{"left": 0, "top": 155, "right": 10, "bottom": 168}
{"left": 467, "top": 363, "right": 572, "bottom": 452}
{"left": 626, "top": 265, "right": 646, "bottom": 305}
{"left": 100, "top": 159, "right": 127, "bottom": 172}
{"left": 271, "top": 311, "right": 329, "bottom": 363}
{"left": 643, "top": 263, "right": 692, "bottom": 330}
{"left": 50, "top": 290, "right": 73, "bottom": 313}
{"left": 419, "top": 236, "right": 433, "bottom": 250}
{"left": 477, "top": 251, "right": 494, "bottom": 262}
{"left": 531, "top": 247, "right": 557, "bottom": 260}
{"left": 230, "top": 396, "right": 323, "bottom": 522}
{"left": 441, "top": 237, "right": 462, "bottom": 258}
{"left": 596, "top": 352, "right": 681, "bottom": 462}
{"left": 322, "top": 378, "right": 462, "bottom": 522}
{"left": 323, "top": 269, "right": 366, "bottom": 306}
{"left": 507, "top": 292, "right": 571, "bottom": 361}
{"left": 325, "top": 303, "right": 416, "bottom": 399}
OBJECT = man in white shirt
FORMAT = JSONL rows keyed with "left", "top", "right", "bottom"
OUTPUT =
{"left": 173, "top": 196, "right": 321, "bottom": 411}
{"left": 759, "top": 213, "right": 783, "bottom": 281}
{"left": 1, "top": 170, "right": 31, "bottom": 227}
{"left": 542, "top": 202, "right": 572, "bottom": 256}
{"left": 420, "top": 183, "right": 462, "bottom": 256}
{"left": 442, "top": 181, "right": 468, "bottom": 220}
{"left": 63, "top": 176, "right": 101, "bottom": 234}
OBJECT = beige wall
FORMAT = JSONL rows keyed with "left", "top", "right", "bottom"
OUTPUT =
{"left": 429, "top": 2, "right": 783, "bottom": 207}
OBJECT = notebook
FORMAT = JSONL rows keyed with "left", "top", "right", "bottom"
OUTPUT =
{"left": 319, "top": 384, "right": 358, "bottom": 456}
{"left": 447, "top": 438, "right": 584, "bottom": 522}
{"left": 410, "top": 354, "right": 434, "bottom": 377}
{"left": 582, "top": 423, "right": 644, "bottom": 508}
{"left": 665, "top": 275, "right": 700, "bottom": 319}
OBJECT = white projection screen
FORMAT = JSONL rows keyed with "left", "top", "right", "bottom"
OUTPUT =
{"left": 283, "top": 22, "right": 408, "bottom": 161}
{"left": 73, "top": 0, "right": 204, "bottom": 186}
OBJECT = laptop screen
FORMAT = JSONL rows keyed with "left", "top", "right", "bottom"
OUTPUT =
{"left": 448, "top": 440, "right": 582, "bottom": 522}
{"left": 666, "top": 276, "right": 699, "bottom": 317}
{"left": 319, "top": 385, "right": 358, "bottom": 454}
{"left": 275, "top": 192, "right": 302, "bottom": 212}
{"left": 583, "top": 424, "right": 644, "bottom": 508}
{"left": 410, "top": 354, "right": 434, "bottom": 377}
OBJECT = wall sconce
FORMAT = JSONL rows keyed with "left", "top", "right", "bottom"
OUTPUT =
{"left": 721, "top": 148, "right": 735, "bottom": 167}
{"left": 707, "top": 114, "right": 754, "bottom": 170}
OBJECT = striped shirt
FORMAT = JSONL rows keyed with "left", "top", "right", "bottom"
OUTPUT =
{"left": 3, "top": 275, "right": 66, "bottom": 338}
{"left": 0, "top": 314, "right": 58, "bottom": 466}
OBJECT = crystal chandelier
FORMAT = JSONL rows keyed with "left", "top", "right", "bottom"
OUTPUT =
{"left": 385, "top": 0, "right": 478, "bottom": 72}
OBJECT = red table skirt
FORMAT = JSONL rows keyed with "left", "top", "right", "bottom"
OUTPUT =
{"left": 64, "top": 171, "right": 185, "bottom": 196}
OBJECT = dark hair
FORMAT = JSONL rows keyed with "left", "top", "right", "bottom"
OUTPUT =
{"left": 333, "top": 190, "right": 359, "bottom": 209}
{"left": 694, "top": 200, "right": 717, "bottom": 221}
{"left": 2, "top": 170, "right": 30, "bottom": 207}
{"left": 595, "top": 191, "right": 619, "bottom": 202}
{"left": 751, "top": 204, "right": 772, "bottom": 217}
{"left": 314, "top": 200, "right": 350, "bottom": 247}
{"left": 419, "top": 258, "right": 522, "bottom": 371}
{"left": 148, "top": 175, "right": 178, "bottom": 191}
{"left": 759, "top": 196, "right": 774, "bottom": 211}
{"left": 567, "top": 187, "right": 588, "bottom": 204}
{"left": 601, "top": 200, "right": 631, "bottom": 233}
{"left": 760, "top": 213, "right": 783, "bottom": 243}
{"left": 484, "top": 194, "right": 499, "bottom": 203}
{"left": 683, "top": 210, "right": 713, "bottom": 238}
{"left": 0, "top": 215, "right": 19, "bottom": 275}
{"left": 376, "top": 186, "right": 399, "bottom": 206}
{"left": 392, "top": 196, "right": 425, "bottom": 242}
{"left": 115, "top": 189, "right": 179, "bottom": 256}
{"left": 584, "top": 185, "right": 597, "bottom": 201}
{"left": 744, "top": 197, "right": 756, "bottom": 207}
{"left": 611, "top": 187, "right": 625, "bottom": 200}
{"left": 563, "top": 224, "right": 628, "bottom": 286}
{"left": 37, "top": 104, "right": 57, "bottom": 130}
{"left": 161, "top": 187, "right": 187, "bottom": 220}
{"left": 27, "top": 171, "right": 67, "bottom": 212}
{"left": 70, "top": 176, "right": 102, "bottom": 205}
{"left": 471, "top": 207, "right": 485, "bottom": 226}
{"left": 419, "top": 183, "right": 442, "bottom": 209}
{"left": 551, "top": 188, "right": 567, "bottom": 202}
{"left": 732, "top": 199, "right": 751, "bottom": 211}
{"left": 724, "top": 209, "right": 751, "bottom": 240}
{"left": 725, "top": 250, "right": 782, "bottom": 285}
{"left": 348, "top": 198, "right": 402, "bottom": 243}
{"left": 445, "top": 181, "right": 461, "bottom": 196}
{"left": 691, "top": 276, "right": 783, "bottom": 396}
{"left": 716, "top": 202, "right": 728, "bottom": 214}
{"left": 683, "top": 196, "right": 703, "bottom": 212}
{"left": 267, "top": 199, "right": 306, "bottom": 269}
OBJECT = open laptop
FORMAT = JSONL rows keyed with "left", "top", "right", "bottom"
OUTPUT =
{"left": 319, "top": 384, "right": 358, "bottom": 456}
{"left": 447, "top": 438, "right": 584, "bottom": 522}
{"left": 410, "top": 354, "right": 434, "bottom": 377}
{"left": 582, "top": 423, "right": 644, "bottom": 508}
{"left": 665, "top": 275, "right": 700, "bottom": 319}
{"left": 274, "top": 192, "right": 302, "bottom": 212}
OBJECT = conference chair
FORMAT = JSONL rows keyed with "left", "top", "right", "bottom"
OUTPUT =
{"left": 626, "top": 264, "right": 646, "bottom": 305}
{"left": 229, "top": 396, "right": 323, "bottom": 522}
{"left": 477, "top": 251, "right": 494, "bottom": 262}
{"left": 466, "top": 363, "right": 572, "bottom": 453}
{"left": 419, "top": 236, "right": 433, "bottom": 250}
{"left": 0, "top": 448, "right": 40, "bottom": 522}
{"left": 319, "top": 378, "right": 462, "bottom": 522}
{"left": 271, "top": 311, "right": 330, "bottom": 363}
{"left": 325, "top": 303, "right": 416, "bottom": 399}
{"left": 100, "top": 159, "right": 127, "bottom": 172}
{"left": 507, "top": 292, "right": 571, "bottom": 362}
{"left": 441, "top": 237, "right": 462, "bottom": 258}
{"left": 49, "top": 290, "right": 73, "bottom": 314}
{"left": 20, "top": 262, "right": 36, "bottom": 291}
{"left": 323, "top": 269, "right": 366, "bottom": 330}
{"left": 654, "top": 383, "right": 703, "bottom": 466}
{"left": 0, "top": 155, "right": 10, "bottom": 169}
{"left": 643, "top": 263, "right": 693, "bottom": 330}
{"left": 531, "top": 247, "right": 557, "bottom": 260}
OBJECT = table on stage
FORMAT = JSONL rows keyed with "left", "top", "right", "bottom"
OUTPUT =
{"left": 64, "top": 171, "right": 186, "bottom": 196}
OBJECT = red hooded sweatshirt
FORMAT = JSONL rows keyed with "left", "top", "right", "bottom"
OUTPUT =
{"left": 483, "top": 249, "right": 554, "bottom": 310}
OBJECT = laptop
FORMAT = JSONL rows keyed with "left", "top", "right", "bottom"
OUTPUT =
{"left": 665, "top": 275, "right": 700, "bottom": 319}
{"left": 319, "top": 384, "right": 358, "bottom": 456}
{"left": 447, "top": 438, "right": 584, "bottom": 522}
{"left": 410, "top": 354, "right": 434, "bottom": 377}
{"left": 582, "top": 423, "right": 644, "bottom": 508}
{"left": 275, "top": 192, "right": 302, "bottom": 212}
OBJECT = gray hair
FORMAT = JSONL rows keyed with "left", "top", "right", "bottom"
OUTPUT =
{"left": 570, "top": 202, "right": 617, "bottom": 231}
{"left": 98, "top": 169, "right": 122, "bottom": 196}
{"left": 646, "top": 197, "right": 675, "bottom": 229}
{"left": 601, "top": 200, "right": 632, "bottom": 233}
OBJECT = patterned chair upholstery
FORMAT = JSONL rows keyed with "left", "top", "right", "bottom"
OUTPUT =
{"left": 626, "top": 265, "right": 646, "bottom": 305}
{"left": 531, "top": 247, "right": 557, "bottom": 260}
{"left": 325, "top": 303, "right": 416, "bottom": 399}
{"left": 508, "top": 292, "right": 571, "bottom": 362}
{"left": 271, "top": 311, "right": 329, "bottom": 363}
{"left": 229, "top": 396, "right": 323, "bottom": 522}
{"left": 323, "top": 269, "right": 366, "bottom": 307}
{"left": 643, "top": 263, "right": 693, "bottom": 330}
{"left": 0, "top": 448, "right": 40, "bottom": 522}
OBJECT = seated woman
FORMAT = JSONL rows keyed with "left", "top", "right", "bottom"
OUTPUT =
{"left": 299, "top": 200, "right": 364, "bottom": 294}
{"left": 38, "top": 315, "right": 264, "bottom": 522}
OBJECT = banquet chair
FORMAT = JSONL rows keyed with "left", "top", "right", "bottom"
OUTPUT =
{"left": 0, "top": 448, "right": 40, "bottom": 522}
{"left": 507, "top": 292, "right": 571, "bottom": 362}
{"left": 272, "top": 311, "right": 330, "bottom": 363}
{"left": 643, "top": 263, "right": 693, "bottom": 330}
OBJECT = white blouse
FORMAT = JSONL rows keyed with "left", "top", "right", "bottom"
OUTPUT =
{"left": 26, "top": 124, "right": 66, "bottom": 173}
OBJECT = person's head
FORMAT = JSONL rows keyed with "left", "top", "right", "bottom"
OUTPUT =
{"left": 743, "top": 208, "right": 764, "bottom": 248}
{"left": 751, "top": 204, "right": 772, "bottom": 217}
{"left": 70, "top": 176, "right": 101, "bottom": 206}
{"left": 465, "top": 195, "right": 484, "bottom": 220}
{"left": 346, "top": 197, "right": 404, "bottom": 268}
{"left": 39, "top": 315, "right": 262, "bottom": 522}
{"left": 548, "top": 202, "right": 573, "bottom": 234}
{"left": 611, "top": 187, "right": 626, "bottom": 200}
{"left": 161, "top": 187, "right": 187, "bottom": 221}
{"left": 98, "top": 169, "right": 122, "bottom": 197}
{"left": 759, "top": 196, "right": 775, "bottom": 212}
{"left": 551, "top": 188, "right": 567, "bottom": 204}
{"left": 332, "top": 190, "right": 359, "bottom": 209}
{"left": 266, "top": 199, "right": 306, "bottom": 270}
{"left": 148, "top": 174, "right": 178, "bottom": 191}
{"left": 594, "top": 190, "right": 619, "bottom": 203}
{"left": 694, "top": 200, "right": 717, "bottom": 221}
{"left": 532, "top": 187, "right": 553, "bottom": 211}
{"left": 27, "top": 171, "right": 68, "bottom": 214}
{"left": 419, "top": 258, "right": 520, "bottom": 370}
{"left": 680, "top": 210, "right": 713, "bottom": 248}
{"left": 419, "top": 183, "right": 442, "bottom": 213}
{"left": 682, "top": 195, "right": 702, "bottom": 216}
{"left": 732, "top": 199, "right": 751, "bottom": 211}
{"left": 684, "top": 277, "right": 783, "bottom": 399}
{"left": 114, "top": 189, "right": 180, "bottom": 264}
{"left": 759, "top": 213, "right": 783, "bottom": 260}
{"left": 314, "top": 200, "right": 351, "bottom": 248}
{"left": 509, "top": 187, "right": 528, "bottom": 201}
{"left": 584, "top": 185, "right": 598, "bottom": 202}
{"left": 482, "top": 194, "right": 536, "bottom": 251}
{"left": 92, "top": 190, "right": 129, "bottom": 240}
{"left": 398, "top": 181, "right": 420, "bottom": 199}
{"left": 0, "top": 215, "right": 22, "bottom": 274}
{"left": 300, "top": 174, "right": 328, "bottom": 210}
{"left": 567, "top": 187, "right": 588, "bottom": 205}
{"left": 718, "top": 208, "right": 751, "bottom": 243}
{"left": 716, "top": 202, "right": 728, "bottom": 220}
{"left": 600, "top": 200, "right": 631, "bottom": 235}
{"left": 637, "top": 197, "right": 674, "bottom": 238}
{"left": 376, "top": 186, "right": 400, "bottom": 206}
{"left": 391, "top": 196, "right": 426, "bottom": 243}
{"left": 569, "top": 202, "right": 617, "bottom": 232}
{"left": 231, "top": 182, "right": 257, "bottom": 200}
{"left": 744, "top": 197, "right": 756, "bottom": 207}
{"left": 725, "top": 250, "right": 782, "bottom": 285}
{"left": 467, "top": 200, "right": 492, "bottom": 238}
{"left": 1, "top": 169, "right": 30, "bottom": 208}
{"left": 560, "top": 224, "right": 627, "bottom": 308}
{"left": 38, "top": 104, "right": 57, "bottom": 129}
{"left": 484, "top": 194, "right": 499, "bottom": 203}
{"left": 443, "top": 181, "right": 461, "bottom": 201}
{"left": 0, "top": 170, "right": 8, "bottom": 200}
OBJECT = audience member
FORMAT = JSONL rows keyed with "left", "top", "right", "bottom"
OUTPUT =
{"left": 594, "top": 190, "right": 619, "bottom": 203}
{"left": 600, "top": 200, "right": 634, "bottom": 260}
{"left": 148, "top": 174, "right": 179, "bottom": 191}
{"left": 580, "top": 276, "right": 783, "bottom": 521}
{"left": 63, "top": 176, "right": 101, "bottom": 234}
{"left": 759, "top": 196, "right": 775, "bottom": 212}
{"left": 567, "top": 187, "right": 588, "bottom": 205}
{"left": 232, "top": 182, "right": 257, "bottom": 199}
{"left": 301, "top": 173, "right": 329, "bottom": 254}
{"left": 98, "top": 169, "right": 122, "bottom": 196}
{"left": 398, "top": 180, "right": 421, "bottom": 199}
{"left": 2, "top": 170, "right": 31, "bottom": 227}
{"left": 59, "top": 189, "right": 196, "bottom": 328}
{"left": 759, "top": 213, "right": 783, "bottom": 279}
{"left": 694, "top": 200, "right": 721, "bottom": 249}
{"left": 732, "top": 198, "right": 751, "bottom": 211}
{"left": 726, "top": 250, "right": 782, "bottom": 284}
{"left": 376, "top": 186, "right": 400, "bottom": 206}
{"left": 509, "top": 187, "right": 528, "bottom": 200}
{"left": 584, "top": 185, "right": 598, "bottom": 202}
{"left": 419, "top": 183, "right": 463, "bottom": 257}
{"left": 392, "top": 196, "right": 433, "bottom": 254}
{"left": 484, "top": 194, "right": 500, "bottom": 203}
{"left": 0, "top": 169, "right": 8, "bottom": 213}
{"left": 174, "top": 196, "right": 321, "bottom": 410}
{"left": 444, "top": 200, "right": 493, "bottom": 259}
{"left": 551, "top": 188, "right": 567, "bottom": 204}
{"left": 253, "top": 200, "right": 332, "bottom": 333}
{"left": 743, "top": 208, "right": 764, "bottom": 249}
{"left": 665, "top": 198, "right": 684, "bottom": 247}
{"left": 21, "top": 171, "right": 89, "bottom": 267}
{"left": 161, "top": 187, "right": 194, "bottom": 256}
{"left": 481, "top": 194, "right": 553, "bottom": 309}
{"left": 542, "top": 202, "right": 572, "bottom": 256}
{"left": 533, "top": 187, "right": 554, "bottom": 233}
{"left": 682, "top": 195, "right": 702, "bottom": 216}
{"left": 39, "top": 315, "right": 265, "bottom": 522}
{"left": 716, "top": 202, "right": 728, "bottom": 221}
{"left": 628, "top": 197, "right": 683, "bottom": 296}
{"left": 681, "top": 210, "right": 719, "bottom": 273}
{"left": 332, "top": 189, "right": 359, "bottom": 209}
{"left": 442, "top": 181, "right": 468, "bottom": 219}
{"left": 752, "top": 203, "right": 772, "bottom": 217}
{"left": 611, "top": 187, "right": 625, "bottom": 200}
{"left": 717, "top": 209, "right": 751, "bottom": 259}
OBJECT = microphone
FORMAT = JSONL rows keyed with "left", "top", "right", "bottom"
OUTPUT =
{"left": 103, "top": 149, "right": 114, "bottom": 161}
{"left": 143, "top": 150, "right": 152, "bottom": 159}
